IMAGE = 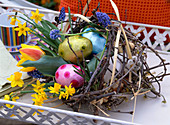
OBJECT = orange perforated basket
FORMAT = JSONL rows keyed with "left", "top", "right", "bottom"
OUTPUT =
{"left": 60, "top": 0, "right": 170, "bottom": 27}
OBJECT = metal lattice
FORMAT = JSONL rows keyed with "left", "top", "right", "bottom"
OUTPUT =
{"left": 0, "top": 100, "right": 135, "bottom": 125}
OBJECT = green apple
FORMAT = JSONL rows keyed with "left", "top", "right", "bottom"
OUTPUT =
{"left": 58, "top": 35, "right": 93, "bottom": 63}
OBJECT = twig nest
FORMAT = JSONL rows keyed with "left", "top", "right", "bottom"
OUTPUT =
{"left": 82, "top": 28, "right": 106, "bottom": 54}
{"left": 58, "top": 35, "right": 93, "bottom": 63}
{"left": 55, "top": 64, "right": 84, "bottom": 88}
{"left": 104, "top": 56, "right": 122, "bottom": 83}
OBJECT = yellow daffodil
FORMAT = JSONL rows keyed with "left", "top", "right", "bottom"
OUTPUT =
{"left": 59, "top": 91, "right": 67, "bottom": 99}
{"left": 10, "top": 17, "right": 21, "bottom": 25}
{"left": 31, "top": 93, "right": 44, "bottom": 106}
{"left": 31, "top": 93, "right": 45, "bottom": 116}
{"left": 65, "top": 84, "right": 75, "bottom": 100}
{"left": 38, "top": 90, "right": 48, "bottom": 100}
{"left": 32, "top": 80, "right": 46, "bottom": 93}
{"left": 14, "top": 22, "right": 30, "bottom": 36}
{"left": 30, "top": 9, "right": 44, "bottom": 23}
{"left": 48, "top": 83, "right": 61, "bottom": 94}
{"left": 7, "top": 72, "right": 24, "bottom": 87}
{"left": 4, "top": 93, "right": 19, "bottom": 108}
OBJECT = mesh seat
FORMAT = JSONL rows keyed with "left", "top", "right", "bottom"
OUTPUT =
{"left": 60, "top": 0, "right": 170, "bottom": 27}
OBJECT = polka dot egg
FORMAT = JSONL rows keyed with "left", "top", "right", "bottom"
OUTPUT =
{"left": 55, "top": 64, "right": 84, "bottom": 88}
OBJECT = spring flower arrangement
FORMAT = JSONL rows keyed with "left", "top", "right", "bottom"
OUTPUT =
{"left": 4, "top": 1, "right": 170, "bottom": 116}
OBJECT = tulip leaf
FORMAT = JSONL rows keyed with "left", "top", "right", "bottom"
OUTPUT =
{"left": 37, "top": 40, "right": 57, "bottom": 57}
{"left": 21, "top": 55, "right": 68, "bottom": 76}
{"left": 68, "top": 7, "right": 73, "bottom": 34}
{"left": 41, "top": 20, "right": 51, "bottom": 32}
{"left": 44, "top": 20, "right": 59, "bottom": 30}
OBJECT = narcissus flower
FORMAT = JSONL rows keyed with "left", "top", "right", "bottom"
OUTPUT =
{"left": 4, "top": 92, "right": 19, "bottom": 108}
{"left": 32, "top": 80, "right": 46, "bottom": 94}
{"left": 32, "top": 93, "right": 44, "bottom": 106}
{"left": 48, "top": 83, "right": 61, "bottom": 94}
{"left": 10, "top": 17, "right": 21, "bottom": 25}
{"left": 65, "top": 83, "right": 75, "bottom": 100}
{"left": 14, "top": 22, "right": 30, "bottom": 36}
{"left": 59, "top": 91, "right": 67, "bottom": 99}
{"left": 30, "top": 9, "right": 44, "bottom": 23}
{"left": 7, "top": 72, "right": 24, "bottom": 87}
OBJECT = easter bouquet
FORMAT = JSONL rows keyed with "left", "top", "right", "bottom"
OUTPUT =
{"left": 5, "top": 0, "right": 169, "bottom": 116}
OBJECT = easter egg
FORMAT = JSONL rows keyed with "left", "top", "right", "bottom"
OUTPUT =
{"left": 55, "top": 64, "right": 84, "bottom": 88}
{"left": 58, "top": 35, "right": 92, "bottom": 63}
{"left": 82, "top": 28, "right": 106, "bottom": 54}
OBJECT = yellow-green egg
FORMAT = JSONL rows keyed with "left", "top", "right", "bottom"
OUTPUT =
{"left": 58, "top": 35, "right": 93, "bottom": 63}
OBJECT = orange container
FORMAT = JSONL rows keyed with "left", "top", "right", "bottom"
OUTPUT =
{"left": 60, "top": 0, "right": 170, "bottom": 27}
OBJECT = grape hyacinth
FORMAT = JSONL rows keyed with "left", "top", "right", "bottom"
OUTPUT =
{"left": 27, "top": 70, "right": 44, "bottom": 78}
{"left": 96, "top": 12, "right": 111, "bottom": 27}
{"left": 59, "top": 7, "right": 65, "bottom": 21}
{"left": 49, "top": 29, "right": 61, "bottom": 40}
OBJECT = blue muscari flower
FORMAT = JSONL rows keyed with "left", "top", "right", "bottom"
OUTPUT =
{"left": 59, "top": 7, "right": 65, "bottom": 21}
{"left": 96, "top": 12, "right": 111, "bottom": 27}
{"left": 27, "top": 70, "right": 44, "bottom": 78}
{"left": 49, "top": 29, "right": 61, "bottom": 40}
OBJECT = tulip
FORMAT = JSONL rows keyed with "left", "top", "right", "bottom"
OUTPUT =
{"left": 17, "top": 44, "right": 45, "bottom": 72}
{"left": 19, "top": 44, "right": 45, "bottom": 61}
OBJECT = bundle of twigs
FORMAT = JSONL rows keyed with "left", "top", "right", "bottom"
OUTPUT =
{"left": 52, "top": 0, "right": 170, "bottom": 116}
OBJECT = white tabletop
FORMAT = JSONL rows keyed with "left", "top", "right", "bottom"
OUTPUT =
{"left": 106, "top": 51, "right": 170, "bottom": 125}
{"left": 16, "top": 50, "right": 170, "bottom": 125}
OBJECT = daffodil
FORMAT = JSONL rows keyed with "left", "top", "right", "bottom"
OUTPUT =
{"left": 14, "top": 22, "right": 30, "bottom": 36}
{"left": 31, "top": 93, "right": 45, "bottom": 116}
{"left": 48, "top": 83, "right": 61, "bottom": 94}
{"left": 65, "top": 84, "right": 75, "bottom": 100}
{"left": 30, "top": 9, "right": 44, "bottom": 23}
{"left": 32, "top": 80, "right": 46, "bottom": 93}
{"left": 4, "top": 93, "right": 19, "bottom": 108}
{"left": 38, "top": 90, "right": 48, "bottom": 100}
{"left": 10, "top": 17, "right": 21, "bottom": 25}
{"left": 59, "top": 91, "right": 67, "bottom": 99}
{"left": 31, "top": 93, "right": 44, "bottom": 106}
{"left": 7, "top": 72, "right": 24, "bottom": 87}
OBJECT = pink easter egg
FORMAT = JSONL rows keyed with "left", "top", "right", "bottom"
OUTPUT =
{"left": 55, "top": 64, "right": 84, "bottom": 88}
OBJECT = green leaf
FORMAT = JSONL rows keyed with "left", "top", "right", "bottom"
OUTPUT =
{"left": 87, "top": 52, "right": 102, "bottom": 73}
{"left": 44, "top": 82, "right": 55, "bottom": 88}
{"left": 37, "top": 40, "right": 57, "bottom": 57}
{"left": 68, "top": 7, "right": 73, "bottom": 34}
{"left": 30, "top": 30, "right": 58, "bottom": 49}
{"left": 45, "top": 20, "right": 59, "bottom": 30}
{"left": 21, "top": 55, "right": 68, "bottom": 76}
{"left": 41, "top": 20, "right": 51, "bottom": 32}
{"left": 89, "top": 22, "right": 105, "bottom": 29}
